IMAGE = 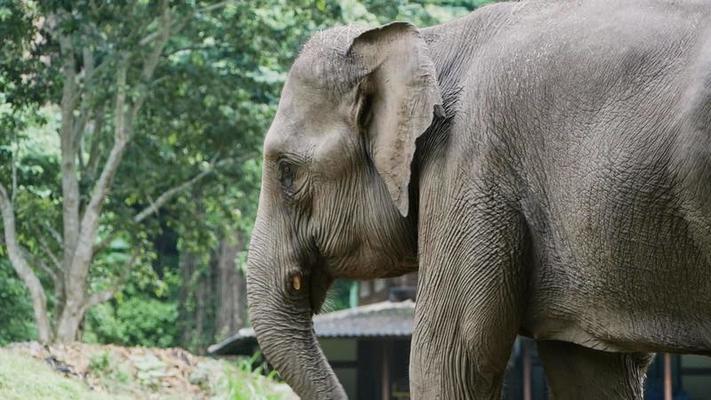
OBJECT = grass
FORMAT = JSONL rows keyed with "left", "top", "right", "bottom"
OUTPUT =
{"left": 87, "top": 351, "right": 133, "bottom": 394}
{"left": 0, "top": 345, "right": 296, "bottom": 400}
{"left": 0, "top": 349, "right": 131, "bottom": 400}
{"left": 226, "top": 353, "right": 296, "bottom": 400}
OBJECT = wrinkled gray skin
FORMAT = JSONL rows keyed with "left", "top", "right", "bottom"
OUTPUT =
{"left": 246, "top": 0, "right": 711, "bottom": 398}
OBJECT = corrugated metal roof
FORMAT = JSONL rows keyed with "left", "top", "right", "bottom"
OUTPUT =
{"left": 208, "top": 300, "right": 415, "bottom": 355}
{"left": 313, "top": 299, "right": 415, "bottom": 337}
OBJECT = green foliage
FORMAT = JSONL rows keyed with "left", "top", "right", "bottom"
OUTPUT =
{"left": 341, "top": 0, "right": 490, "bottom": 25}
{"left": 88, "top": 351, "right": 111, "bottom": 374}
{"left": 88, "top": 351, "right": 133, "bottom": 393}
{"left": 323, "top": 279, "right": 356, "bottom": 313}
{"left": 0, "top": 261, "right": 35, "bottom": 345}
{"left": 227, "top": 352, "right": 290, "bottom": 400}
{"left": 84, "top": 296, "right": 178, "bottom": 348}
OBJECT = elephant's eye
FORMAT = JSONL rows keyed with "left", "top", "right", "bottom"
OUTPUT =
{"left": 278, "top": 160, "right": 295, "bottom": 193}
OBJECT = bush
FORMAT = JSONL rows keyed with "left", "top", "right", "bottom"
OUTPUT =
{"left": 84, "top": 297, "right": 178, "bottom": 348}
{"left": 0, "top": 261, "right": 36, "bottom": 345}
{"left": 227, "top": 353, "right": 294, "bottom": 400}
{"left": 88, "top": 351, "right": 132, "bottom": 391}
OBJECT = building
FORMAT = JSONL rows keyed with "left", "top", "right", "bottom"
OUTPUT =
{"left": 210, "top": 274, "right": 711, "bottom": 399}
{"left": 210, "top": 300, "right": 413, "bottom": 399}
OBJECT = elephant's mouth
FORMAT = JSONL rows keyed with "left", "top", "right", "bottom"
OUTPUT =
{"left": 293, "top": 248, "right": 333, "bottom": 315}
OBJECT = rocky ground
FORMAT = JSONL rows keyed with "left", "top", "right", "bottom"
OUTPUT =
{"left": 0, "top": 342, "right": 296, "bottom": 400}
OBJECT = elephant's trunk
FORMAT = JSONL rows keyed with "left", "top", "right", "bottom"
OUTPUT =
{"left": 246, "top": 234, "right": 346, "bottom": 400}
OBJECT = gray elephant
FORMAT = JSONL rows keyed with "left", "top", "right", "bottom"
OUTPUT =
{"left": 245, "top": 0, "right": 711, "bottom": 398}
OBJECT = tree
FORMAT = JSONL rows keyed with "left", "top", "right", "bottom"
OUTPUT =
{"left": 0, "top": 1, "right": 233, "bottom": 343}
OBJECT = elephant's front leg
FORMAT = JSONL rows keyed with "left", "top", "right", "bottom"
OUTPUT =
{"left": 410, "top": 204, "right": 528, "bottom": 399}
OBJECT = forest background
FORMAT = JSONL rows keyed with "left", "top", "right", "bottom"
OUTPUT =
{"left": 0, "top": 0, "right": 493, "bottom": 352}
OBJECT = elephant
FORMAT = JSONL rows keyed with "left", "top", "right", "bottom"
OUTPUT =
{"left": 245, "top": 0, "right": 711, "bottom": 398}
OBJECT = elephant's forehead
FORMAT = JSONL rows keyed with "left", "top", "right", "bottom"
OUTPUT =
{"left": 263, "top": 114, "right": 302, "bottom": 159}
{"left": 263, "top": 81, "right": 345, "bottom": 159}
{"left": 291, "top": 25, "right": 365, "bottom": 90}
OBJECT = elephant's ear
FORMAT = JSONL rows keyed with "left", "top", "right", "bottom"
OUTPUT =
{"left": 348, "top": 22, "right": 444, "bottom": 217}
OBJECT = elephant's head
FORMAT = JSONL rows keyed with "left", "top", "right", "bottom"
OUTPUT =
{"left": 246, "top": 22, "right": 442, "bottom": 399}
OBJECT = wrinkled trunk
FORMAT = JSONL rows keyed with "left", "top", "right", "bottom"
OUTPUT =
{"left": 246, "top": 232, "right": 346, "bottom": 400}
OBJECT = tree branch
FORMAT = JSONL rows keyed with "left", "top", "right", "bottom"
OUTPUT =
{"left": 138, "top": 2, "right": 186, "bottom": 47}
{"left": 197, "top": 1, "right": 233, "bottom": 14}
{"left": 139, "top": 0, "right": 231, "bottom": 49}
{"left": 127, "top": 0, "right": 173, "bottom": 124}
{"left": 133, "top": 166, "right": 214, "bottom": 223}
{"left": 73, "top": 47, "right": 94, "bottom": 147}
{"left": 83, "top": 56, "right": 130, "bottom": 208}
{"left": 92, "top": 162, "right": 218, "bottom": 255}
{"left": 38, "top": 238, "right": 62, "bottom": 271}
{"left": 68, "top": 55, "right": 131, "bottom": 286}
{"left": 43, "top": 222, "right": 63, "bottom": 247}
{"left": 0, "top": 183, "right": 52, "bottom": 343}
{"left": 91, "top": 233, "right": 118, "bottom": 257}
{"left": 84, "top": 290, "right": 113, "bottom": 310}
{"left": 140, "top": 0, "right": 171, "bottom": 83}
{"left": 84, "top": 109, "right": 105, "bottom": 182}
{"left": 11, "top": 131, "right": 17, "bottom": 205}
{"left": 68, "top": 0, "right": 176, "bottom": 295}
{"left": 58, "top": 32, "right": 81, "bottom": 272}
{"left": 81, "top": 252, "right": 138, "bottom": 314}
{"left": 82, "top": 46, "right": 95, "bottom": 84}
{"left": 137, "top": 0, "right": 229, "bottom": 46}
{"left": 23, "top": 247, "right": 62, "bottom": 293}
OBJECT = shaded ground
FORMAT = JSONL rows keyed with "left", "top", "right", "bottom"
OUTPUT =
{"left": 0, "top": 342, "right": 296, "bottom": 400}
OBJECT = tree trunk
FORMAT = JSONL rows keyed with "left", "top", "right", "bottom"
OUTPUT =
{"left": 55, "top": 32, "right": 81, "bottom": 344}
{"left": 179, "top": 251, "right": 198, "bottom": 348}
{"left": 179, "top": 233, "right": 244, "bottom": 352}
{"left": 0, "top": 184, "right": 52, "bottom": 343}
{"left": 54, "top": 293, "right": 86, "bottom": 342}
{"left": 215, "top": 231, "right": 247, "bottom": 340}
{"left": 194, "top": 271, "right": 208, "bottom": 349}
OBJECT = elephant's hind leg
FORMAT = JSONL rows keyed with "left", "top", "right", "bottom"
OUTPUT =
{"left": 537, "top": 340, "right": 653, "bottom": 400}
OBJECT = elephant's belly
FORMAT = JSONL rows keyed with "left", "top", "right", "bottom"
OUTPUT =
{"left": 524, "top": 172, "right": 711, "bottom": 354}
{"left": 526, "top": 238, "right": 711, "bottom": 354}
